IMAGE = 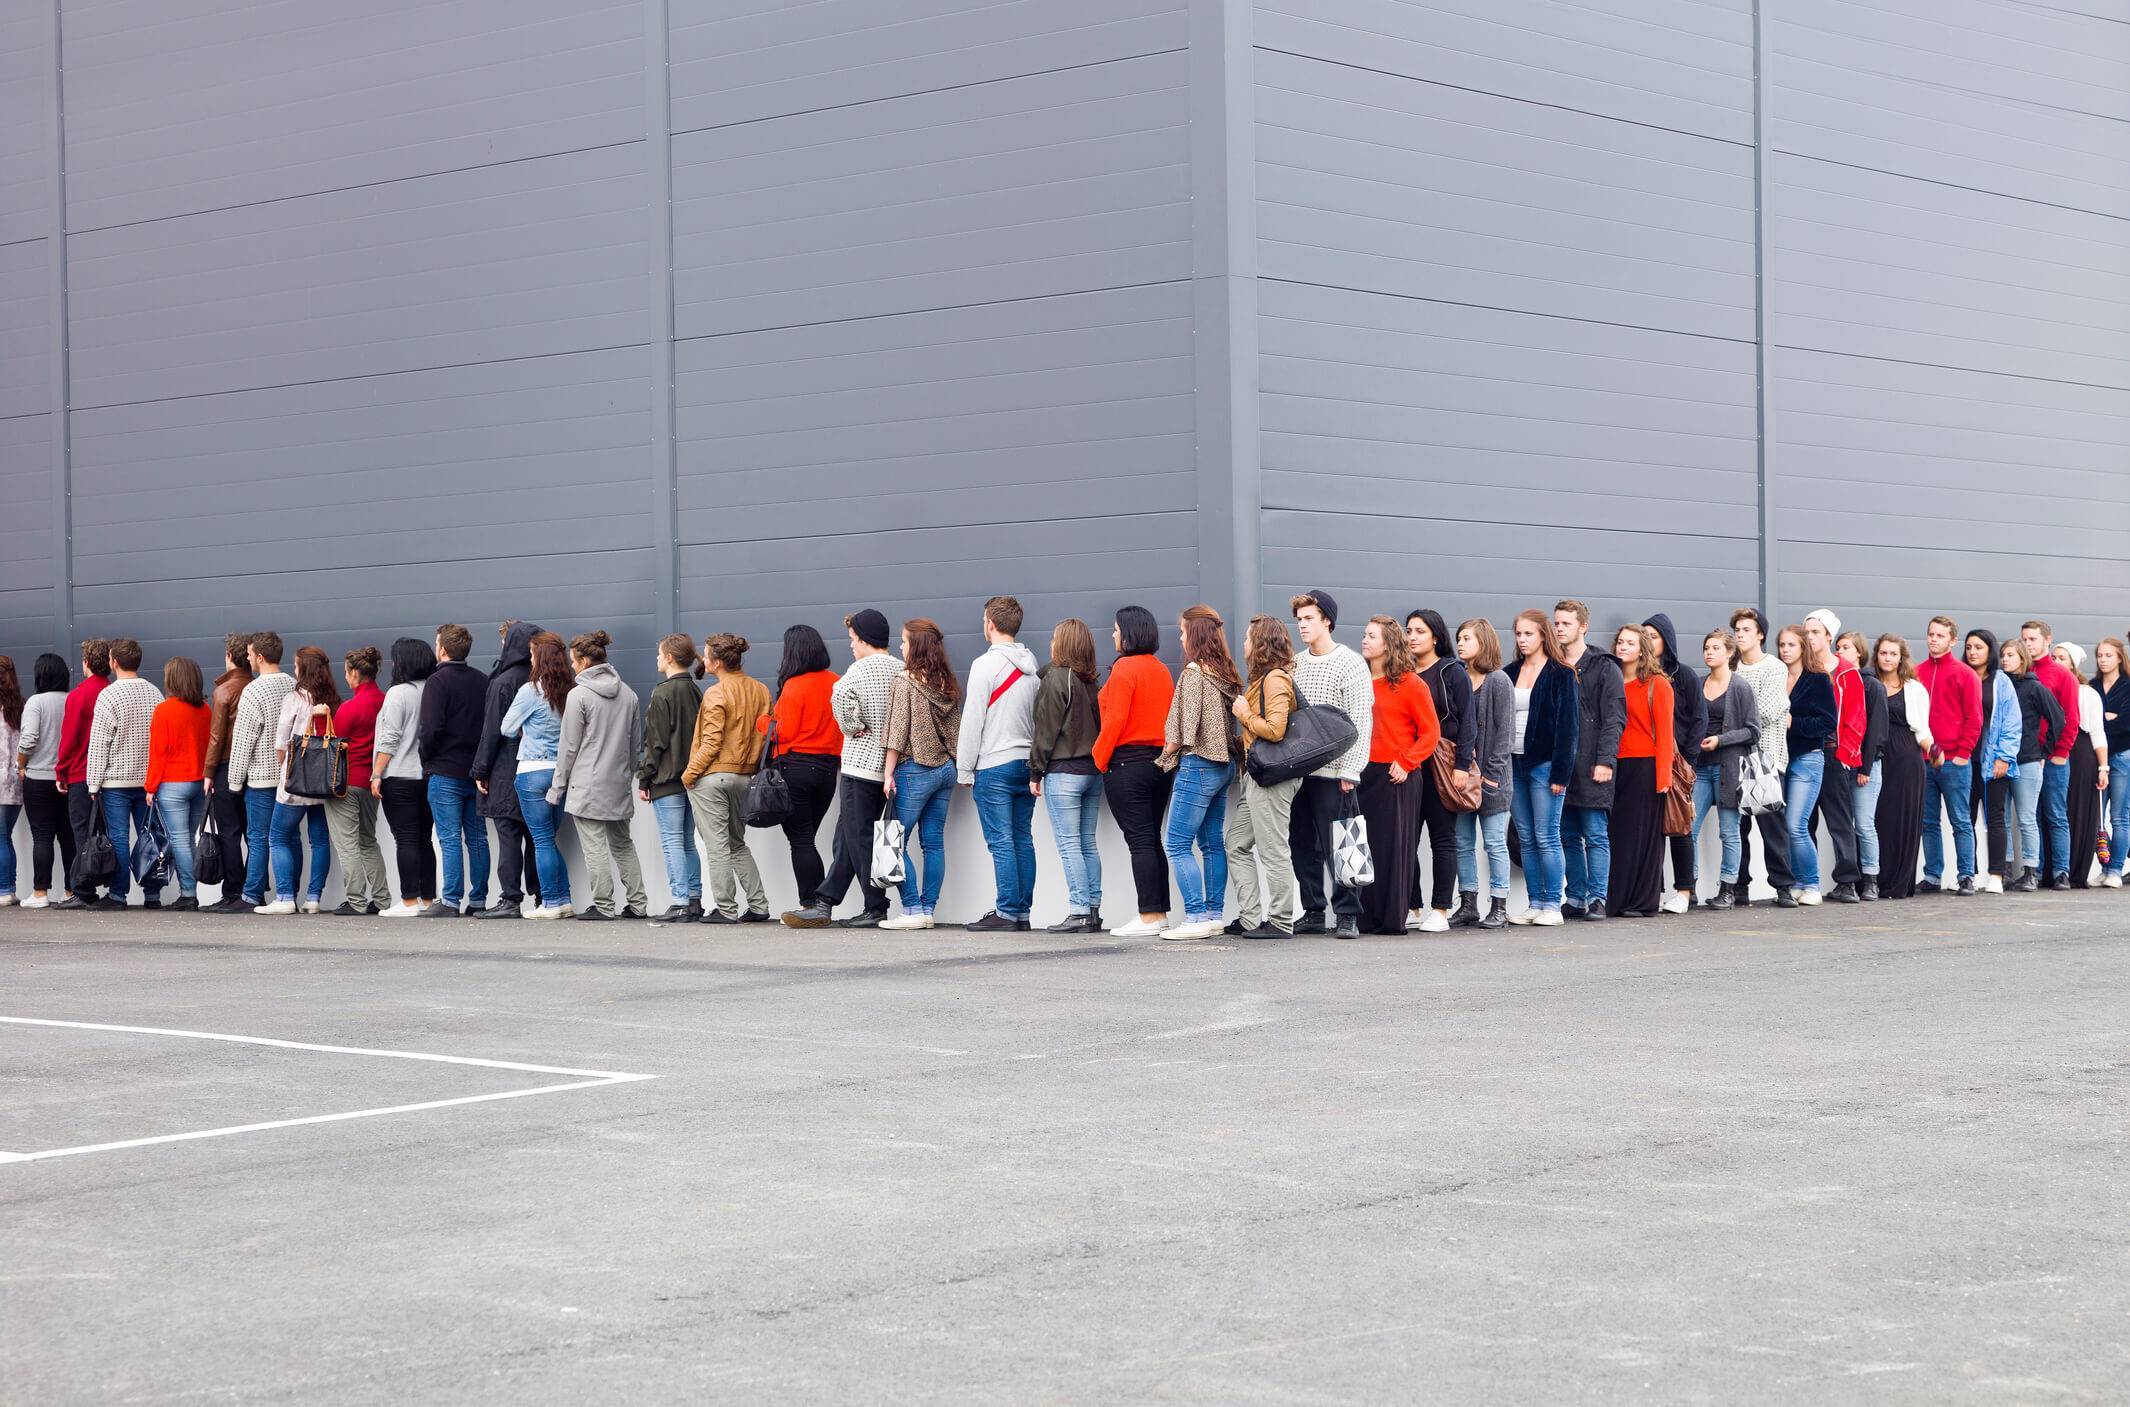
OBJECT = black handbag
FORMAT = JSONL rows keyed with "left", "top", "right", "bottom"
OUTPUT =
{"left": 130, "top": 805, "right": 171, "bottom": 889}
{"left": 284, "top": 706, "right": 349, "bottom": 800}
{"left": 742, "top": 719, "right": 794, "bottom": 829}
{"left": 194, "top": 805, "right": 226, "bottom": 888}
{"left": 70, "top": 802, "right": 118, "bottom": 892}
{"left": 1244, "top": 679, "right": 1358, "bottom": 786}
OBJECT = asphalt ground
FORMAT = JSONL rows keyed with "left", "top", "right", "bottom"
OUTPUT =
{"left": 3, "top": 891, "right": 2127, "bottom": 1404}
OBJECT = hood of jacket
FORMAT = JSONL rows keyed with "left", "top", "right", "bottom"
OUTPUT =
{"left": 1574, "top": 647, "right": 1622, "bottom": 683}
{"left": 1643, "top": 614, "right": 1683, "bottom": 676}
{"left": 492, "top": 621, "right": 539, "bottom": 680}
{"left": 908, "top": 671, "right": 960, "bottom": 717}
{"left": 993, "top": 639, "right": 1040, "bottom": 677}
{"left": 576, "top": 662, "right": 622, "bottom": 699}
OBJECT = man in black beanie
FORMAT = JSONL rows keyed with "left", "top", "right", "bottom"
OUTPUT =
{"left": 785, "top": 608, "right": 905, "bottom": 928}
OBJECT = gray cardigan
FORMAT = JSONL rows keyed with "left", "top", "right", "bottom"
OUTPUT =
{"left": 373, "top": 682, "right": 426, "bottom": 781}
{"left": 1467, "top": 669, "right": 1515, "bottom": 817}
{"left": 1699, "top": 673, "right": 1762, "bottom": 811}
{"left": 547, "top": 664, "right": 642, "bottom": 821}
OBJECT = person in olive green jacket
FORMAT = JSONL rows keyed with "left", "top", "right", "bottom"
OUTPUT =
{"left": 639, "top": 634, "right": 705, "bottom": 919}
{"left": 1028, "top": 618, "right": 1104, "bottom": 933}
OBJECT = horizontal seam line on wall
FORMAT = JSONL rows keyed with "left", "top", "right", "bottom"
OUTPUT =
{"left": 78, "top": 544, "right": 653, "bottom": 594}
{"left": 1264, "top": 505, "right": 1758, "bottom": 545}
{"left": 1773, "top": 341, "right": 2130, "bottom": 395}
{"left": 0, "top": 232, "right": 44, "bottom": 251}
{"left": 1255, "top": 46, "right": 1757, "bottom": 152}
{"left": 683, "top": 507, "right": 1192, "bottom": 551}
{"left": 1779, "top": 538, "right": 2130, "bottom": 569}
{"left": 667, "top": 47, "right": 1189, "bottom": 141}
{"left": 63, "top": 139, "right": 650, "bottom": 238}
{"left": 1259, "top": 277, "right": 1759, "bottom": 347}
{"left": 672, "top": 278, "right": 1190, "bottom": 344}
{"left": 1772, "top": 147, "right": 2130, "bottom": 226}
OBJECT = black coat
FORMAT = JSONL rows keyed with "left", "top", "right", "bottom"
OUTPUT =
{"left": 1568, "top": 647, "right": 1626, "bottom": 809}
{"left": 1518, "top": 657, "right": 1579, "bottom": 784}
{"left": 1418, "top": 656, "right": 1472, "bottom": 770}
{"left": 470, "top": 621, "right": 539, "bottom": 818}
{"left": 1859, "top": 673, "right": 1889, "bottom": 776}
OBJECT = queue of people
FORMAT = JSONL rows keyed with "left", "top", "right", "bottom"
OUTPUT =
{"left": 1, "top": 597, "right": 2121, "bottom": 935}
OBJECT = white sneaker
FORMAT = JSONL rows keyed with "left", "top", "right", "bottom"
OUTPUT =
{"left": 526, "top": 904, "right": 569, "bottom": 920}
{"left": 379, "top": 902, "right": 420, "bottom": 918}
{"left": 1797, "top": 888, "right": 1822, "bottom": 906}
{"left": 1983, "top": 874, "right": 2005, "bottom": 894}
{"left": 2104, "top": 873, "right": 2123, "bottom": 888}
{"left": 0, "top": 895, "right": 15, "bottom": 907}
{"left": 20, "top": 894, "right": 49, "bottom": 909}
{"left": 1531, "top": 907, "right": 1565, "bottom": 927}
{"left": 1509, "top": 907, "right": 1539, "bottom": 926}
{"left": 1417, "top": 909, "right": 1450, "bottom": 933}
{"left": 1406, "top": 909, "right": 1429, "bottom": 929}
{"left": 253, "top": 900, "right": 297, "bottom": 915}
{"left": 302, "top": 900, "right": 321, "bottom": 915}
{"left": 879, "top": 912, "right": 931, "bottom": 931}
{"left": 1660, "top": 891, "right": 1690, "bottom": 915}
{"left": 1110, "top": 917, "right": 1167, "bottom": 937}
{"left": 1159, "top": 922, "right": 1206, "bottom": 941}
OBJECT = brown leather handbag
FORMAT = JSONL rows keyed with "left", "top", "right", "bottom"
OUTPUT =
{"left": 1429, "top": 738, "right": 1481, "bottom": 812}
{"left": 1662, "top": 751, "right": 1696, "bottom": 835}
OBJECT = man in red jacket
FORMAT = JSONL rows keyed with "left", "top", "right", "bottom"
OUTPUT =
{"left": 1915, "top": 616, "right": 1981, "bottom": 894}
{"left": 1805, "top": 610, "right": 1865, "bottom": 902}
{"left": 51, "top": 639, "right": 113, "bottom": 909}
{"left": 2022, "top": 620, "right": 2082, "bottom": 888}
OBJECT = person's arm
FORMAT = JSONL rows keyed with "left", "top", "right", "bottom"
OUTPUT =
{"left": 2036, "top": 686, "right": 2065, "bottom": 759}
{"left": 470, "top": 676, "right": 507, "bottom": 788}
{"left": 1340, "top": 654, "right": 1374, "bottom": 788}
{"left": 500, "top": 685, "right": 533, "bottom": 741}
{"left": 1394, "top": 676, "right": 1438, "bottom": 779}
{"left": 1594, "top": 668, "right": 1626, "bottom": 783}
{"left": 17, "top": 700, "right": 44, "bottom": 775}
{"left": 144, "top": 706, "right": 167, "bottom": 796}
{"left": 637, "top": 685, "right": 672, "bottom": 794}
{"left": 1546, "top": 669, "right": 1576, "bottom": 790}
{"left": 228, "top": 688, "right": 261, "bottom": 794}
{"left": 546, "top": 694, "right": 585, "bottom": 804}
{"left": 1951, "top": 667, "right": 1982, "bottom": 762}
{"left": 1156, "top": 668, "right": 1190, "bottom": 771}
{"left": 204, "top": 683, "right": 232, "bottom": 773}
{"left": 682, "top": 688, "right": 725, "bottom": 789}
{"left": 1442, "top": 668, "right": 1474, "bottom": 771}
{"left": 417, "top": 675, "right": 443, "bottom": 760}
{"left": 1092, "top": 666, "right": 1133, "bottom": 772}
{"left": 86, "top": 694, "right": 114, "bottom": 793}
{"left": 955, "top": 658, "right": 994, "bottom": 784}
{"left": 1028, "top": 669, "right": 1065, "bottom": 781}
{"left": 1652, "top": 678, "right": 1675, "bottom": 787}
{"left": 830, "top": 672, "right": 867, "bottom": 739}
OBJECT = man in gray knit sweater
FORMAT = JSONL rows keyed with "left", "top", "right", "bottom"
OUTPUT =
{"left": 785, "top": 608, "right": 904, "bottom": 929}
{"left": 1287, "top": 591, "right": 1374, "bottom": 939}
{"left": 86, "top": 638, "right": 164, "bottom": 908}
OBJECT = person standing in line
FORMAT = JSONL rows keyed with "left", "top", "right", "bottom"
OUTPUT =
{"left": 1605, "top": 624, "right": 1674, "bottom": 919}
{"left": 1029, "top": 618, "right": 1104, "bottom": 934}
{"left": 2021, "top": 621, "right": 2082, "bottom": 890}
{"left": 1288, "top": 590, "right": 1374, "bottom": 940}
{"left": 505, "top": 630, "right": 577, "bottom": 920}
{"left": 1454, "top": 620, "right": 1514, "bottom": 929}
{"left": 51, "top": 639, "right": 112, "bottom": 909}
{"left": 1836, "top": 632, "right": 1890, "bottom": 902}
{"left": 2000, "top": 637, "right": 2063, "bottom": 892}
{"left": 1802, "top": 610, "right": 1865, "bottom": 904}
{"left": 1693, "top": 629, "right": 1759, "bottom": 910}
{"left": 788, "top": 610, "right": 903, "bottom": 930}
{"left": 1403, "top": 609, "right": 1470, "bottom": 932}
{"left": 1508, "top": 609, "right": 1578, "bottom": 926}
{"left": 1355, "top": 615, "right": 1440, "bottom": 936}
{"left": 548, "top": 631, "right": 646, "bottom": 921}
{"left": 418, "top": 624, "right": 492, "bottom": 918}
{"left": 14, "top": 654, "right": 73, "bottom": 907}
{"left": 371, "top": 639, "right": 437, "bottom": 918}
{"left": 639, "top": 634, "right": 705, "bottom": 921}
{"left": 1729, "top": 608, "right": 1795, "bottom": 906}
{"left": 1962, "top": 629, "right": 2020, "bottom": 894}
{"left": 1872, "top": 635, "right": 1933, "bottom": 900}
{"left": 879, "top": 620, "right": 963, "bottom": 931}
{"left": 201, "top": 633, "right": 254, "bottom": 910}
{"left": 1156, "top": 606, "right": 1244, "bottom": 941}
{"left": 2095, "top": 637, "right": 2130, "bottom": 888}
{"left": 1226, "top": 615, "right": 1299, "bottom": 939}
{"left": 1644, "top": 615, "right": 1705, "bottom": 915}
{"left": 1777, "top": 625, "right": 1834, "bottom": 906}
{"left": 763, "top": 625, "right": 843, "bottom": 909}
{"left": 1915, "top": 615, "right": 1982, "bottom": 895}
{"left": 227, "top": 634, "right": 297, "bottom": 911}
{"left": 470, "top": 622, "right": 544, "bottom": 920}
{"left": 86, "top": 639, "right": 165, "bottom": 910}
{"left": 143, "top": 657, "right": 211, "bottom": 911}
{"left": 957, "top": 596, "right": 1041, "bottom": 933}
{"left": 2049, "top": 642, "right": 2107, "bottom": 889}
{"left": 682, "top": 632, "right": 771, "bottom": 926}
{"left": 0, "top": 657, "right": 20, "bottom": 907}
{"left": 1553, "top": 601, "right": 1625, "bottom": 923}
{"left": 325, "top": 646, "right": 391, "bottom": 916}
{"left": 255, "top": 646, "right": 338, "bottom": 915}
{"left": 1094, "top": 606, "right": 1175, "bottom": 938}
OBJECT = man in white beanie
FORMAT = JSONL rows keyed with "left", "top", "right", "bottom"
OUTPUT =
{"left": 1804, "top": 608, "right": 1866, "bottom": 902}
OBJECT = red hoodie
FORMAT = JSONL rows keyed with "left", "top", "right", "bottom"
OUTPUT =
{"left": 54, "top": 674, "right": 109, "bottom": 786}
{"left": 1829, "top": 657, "right": 1866, "bottom": 769}
{"left": 1916, "top": 651, "right": 1981, "bottom": 763}
{"left": 2029, "top": 654, "right": 2081, "bottom": 763}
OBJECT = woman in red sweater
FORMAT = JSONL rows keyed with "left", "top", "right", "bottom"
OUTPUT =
{"left": 1607, "top": 624, "right": 1676, "bottom": 918}
{"left": 1357, "top": 615, "right": 1441, "bottom": 935}
{"left": 1095, "top": 606, "right": 1176, "bottom": 936}
{"left": 146, "top": 657, "right": 212, "bottom": 909}
{"left": 761, "top": 625, "right": 843, "bottom": 903}
{"left": 326, "top": 645, "right": 393, "bottom": 915}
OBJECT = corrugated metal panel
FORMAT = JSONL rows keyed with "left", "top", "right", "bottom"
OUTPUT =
{"left": 61, "top": 0, "right": 644, "bottom": 232}
{"left": 0, "top": 410, "right": 53, "bottom": 664}
{"left": 0, "top": 236, "right": 46, "bottom": 420}
{"left": 0, "top": 0, "right": 48, "bottom": 247}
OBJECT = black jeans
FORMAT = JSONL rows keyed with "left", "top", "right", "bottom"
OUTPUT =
{"left": 1815, "top": 747, "right": 1861, "bottom": 886}
{"left": 66, "top": 783, "right": 105, "bottom": 898}
{"left": 1408, "top": 766, "right": 1459, "bottom": 910}
{"left": 24, "top": 778, "right": 73, "bottom": 892}
{"left": 1738, "top": 807, "right": 1796, "bottom": 893}
{"left": 819, "top": 773, "right": 887, "bottom": 911}
{"left": 1290, "top": 774, "right": 1362, "bottom": 919}
{"left": 1103, "top": 745, "right": 1172, "bottom": 913}
{"left": 379, "top": 777, "right": 437, "bottom": 902}
{"left": 778, "top": 754, "right": 839, "bottom": 903}
{"left": 1971, "top": 769, "right": 2011, "bottom": 877}
{"left": 209, "top": 763, "right": 248, "bottom": 896}
{"left": 490, "top": 813, "right": 539, "bottom": 904}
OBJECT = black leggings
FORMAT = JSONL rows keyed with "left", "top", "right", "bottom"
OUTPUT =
{"left": 1971, "top": 771, "right": 2011, "bottom": 877}
{"left": 1408, "top": 767, "right": 1460, "bottom": 910}
{"left": 210, "top": 764, "right": 247, "bottom": 893}
{"left": 379, "top": 778, "right": 436, "bottom": 902}
{"left": 1104, "top": 746, "right": 1173, "bottom": 913}
{"left": 23, "top": 778, "right": 73, "bottom": 891}
{"left": 777, "top": 754, "right": 839, "bottom": 902}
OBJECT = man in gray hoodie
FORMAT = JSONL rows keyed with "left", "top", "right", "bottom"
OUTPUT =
{"left": 956, "top": 596, "right": 1040, "bottom": 932}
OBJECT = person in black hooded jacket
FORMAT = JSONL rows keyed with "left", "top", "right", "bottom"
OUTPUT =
{"left": 1554, "top": 601, "right": 1626, "bottom": 921}
{"left": 1644, "top": 614, "right": 1705, "bottom": 914}
{"left": 469, "top": 620, "right": 541, "bottom": 919}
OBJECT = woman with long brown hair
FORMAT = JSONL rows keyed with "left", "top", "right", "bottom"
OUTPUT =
{"left": 881, "top": 619, "right": 962, "bottom": 929}
{"left": 1605, "top": 624, "right": 1673, "bottom": 919}
{"left": 505, "top": 630, "right": 576, "bottom": 918}
{"left": 1778, "top": 624, "right": 1835, "bottom": 904}
{"left": 258, "top": 646, "right": 339, "bottom": 914}
{"left": 1155, "top": 605, "right": 1242, "bottom": 940}
{"left": 1509, "top": 608, "right": 1578, "bottom": 925}
{"left": 0, "top": 655, "right": 22, "bottom": 906}
{"left": 1872, "top": 634, "right": 1932, "bottom": 900}
{"left": 1356, "top": 614, "right": 1439, "bottom": 935}
{"left": 1226, "top": 615, "right": 1299, "bottom": 937}
{"left": 145, "top": 656, "right": 213, "bottom": 909}
{"left": 1030, "top": 617, "right": 1104, "bottom": 932}
{"left": 683, "top": 632, "right": 771, "bottom": 925}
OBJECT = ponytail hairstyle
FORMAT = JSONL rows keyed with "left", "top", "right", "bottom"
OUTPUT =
{"left": 703, "top": 633, "right": 750, "bottom": 674}
{"left": 569, "top": 630, "right": 610, "bottom": 667}
{"left": 0, "top": 655, "right": 21, "bottom": 730}
{"left": 1180, "top": 605, "right": 1241, "bottom": 692}
{"left": 1365, "top": 614, "right": 1413, "bottom": 686}
{"left": 529, "top": 632, "right": 573, "bottom": 714}
{"left": 291, "top": 646, "right": 342, "bottom": 712}
{"left": 343, "top": 644, "right": 382, "bottom": 683}
{"left": 1244, "top": 615, "right": 1294, "bottom": 681}
{"left": 1514, "top": 609, "right": 1571, "bottom": 668}
{"left": 659, "top": 632, "right": 701, "bottom": 680}
{"left": 901, "top": 618, "right": 960, "bottom": 704}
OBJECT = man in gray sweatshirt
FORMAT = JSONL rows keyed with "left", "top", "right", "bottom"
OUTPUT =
{"left": 1287, "top": 590, "right": 1374, "bottom": 939}
{"left": 957, "top": 596, "right": 1040, "bottom": 932}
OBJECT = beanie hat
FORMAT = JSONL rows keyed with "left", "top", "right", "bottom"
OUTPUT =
{"left": 1804, "top": 608, "right": 1841, "bottom": 639}
{"left": 1303, "top": 589, "right": 1339, "bottom": 630}
{"left": 845, "top": 608, "right": 891, "bottom": 650}
{"left": 2060, "top": 641, "right": 2087, "bottom": 673}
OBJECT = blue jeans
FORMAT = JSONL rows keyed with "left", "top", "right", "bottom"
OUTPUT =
{"left": 894, "top": 760, "right": 954, "bottom": 915}
{"left": 1853, "top": 765, "right": 1883, "bottom": 875}
{"left": 242, "top": 787, "right": 276, "bottom": 903}
{"left": 1041, "top": 771, "right": 1104, "bottom": 913}
{"left": 1561, "top": 804, "right": 1610, "bottom": 908}
{"left": 153, "top": 782, "right": 207, "bottom": 896}
{"left": 427, "top": 774, "right": 490, "bottom": 908}
{"left": 1921, "top": 758, "right": 1975, "bottom": 883}
{"left": 1692, "top": 763, "right": 1742, "bottom": 882}
{"left": 2039, "top": 759, "right": 2072, "bottom": 878}
{"left": 651, "top": 792, "right": 700, "bottom": 901}
{"left": 1163, "top": 756, "right": 1230, "bottom": 922}
{"left": 1511, "top": 757, "right": 1566, "bottom": 908}
{"left": 2108, "top": 754, "right": 2130, "bottom": 877}
{"left": 514, "top": 769, "right": 570, "bottom": 910}
{"left": 1784, "top": 749, "right": 1826, "bottom": 890}
{"left": 2010, "top": 766, "right": 2043, "bottom": 875}
{"left": 270, "top": 801, "right": 330, "bottom": 903}
{"left": 0, "top": 802, "right": 17, "bottom": 895}
{"left": 100, "top": 787, "right": 157, "bottom": 903}
{"left": 1456, "top": 809, "right": 1510, "bottom": 897}
{"left": 973, "top": 759, "right": 1037, "bottom": 920}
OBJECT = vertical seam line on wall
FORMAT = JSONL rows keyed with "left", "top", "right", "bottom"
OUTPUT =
{"left": 1752, "top": 0, "right": 1776, "bottom": 623}
{"left": 645, "top": 0, "right": 679, "bottom": 640}
{"left": 46, "top": 0, "right": 73, "bottom": 654}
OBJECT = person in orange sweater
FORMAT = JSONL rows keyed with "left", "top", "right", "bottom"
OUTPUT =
{"left": 1093, "top": 606, "right": 1176, "bottom": 936}
{"left": 1607, "top": 624, "right": 1676, "bottom": 918}
{"left": 145, "top": 656, "right": 213, "bottom": 909}
{"left": 760, "top": 625, "right": 843, "bottom": 902}
{"left": 1357, "top": 615, "right": 1441, "bottom": 935}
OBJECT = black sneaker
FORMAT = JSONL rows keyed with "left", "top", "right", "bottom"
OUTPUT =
{"left": 1827, "top": 883, "right": 1859, "bottom": 904}
{"left": 96, "top": 896, "right": 129, "bottom": 910}
{"left": 839, "top": 909, "right": 889, "bottom": 929}
{"left": 1293, "top": 910, "right": 1329, "bottom": 934}
{"left": 1958, "top": 877, "right": 1977, "bottom": 896}
{"left": 1775, "top": 890, "right": 1799, "bottom": 908}
{"left": 742, "top": 911, "right": 772, "bottom": 924}
{"left": 1241, "top": 923, "right": 1292, "bottom": 939}
{"left": 2049, "top": 872, "right": 2071, "bottom": 891}
{"left": 1560, "top": 902, "right": 1587, "bottom": 922}
{"left": 328, "top": 901, "right": 364, "bottom": 917}
{"left": 1583, "top": 900, "right": 1607, "bottom": 922}
{"left": 654, "top": 904, "right": 696, "bottom": 922}
{"left": 1858, "top": 877, "right": 1879, "bottom": 901}
{"left": 52, "top": 895, "right": 89, "bottom": 911}
{"left": 782, "top": 904, "right": 833, "bottom": 929}
{"left": 1334, "top": 916, "right": 1359, "bottom": 939}
{"left": 417, "top": 902, "right": 461, "bottom": 918}
{"left": 1052, "top": 913, "right": 1099, "bottom": 934}
{"left": 1707, "top": 885, "right": 1734, "bottom": 911}
{"left": 622, "top": 907, "right": 651, "bottom": 921}
{"left": 142, "top": 898, "right": 162, "bottom": 910}
{"left": 475, "top": 900, "right": 521, "bottom": 920}
{"left": 576, "top": 908, "right": 613, "bottom": 922}
{"left": 965, "top": 911, "right": 1018, "bottom": 932}
{"left": 698, "top": 909, "right": 736, "bottom": 924}
{"left": 168, "top": 896, "right": 200, "bottom": 912}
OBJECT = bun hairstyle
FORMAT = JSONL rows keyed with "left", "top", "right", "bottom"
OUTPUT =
{"left": 659, "top": 632, "right": 702, "bottom": 680}
{"left": 704, "top": 633, "right": 750, "bottom": 672}
{"left": 569, "top": 630, "right": 611, "bottom": 665}
{"left": 344, "top": 644, "right": 382, "bottom": 679}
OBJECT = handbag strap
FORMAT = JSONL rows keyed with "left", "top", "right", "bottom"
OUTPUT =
{"left": 988, "top": 667, "right": 1026, "bottom": 708}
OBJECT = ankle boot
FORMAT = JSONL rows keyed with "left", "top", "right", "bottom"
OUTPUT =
{"left": 1449, "top": 890, "right": 1480, "bottom": 927}
{"left": 1707, "top": 883, "right": 1734, "bottom": 911}
{"left": 1731, "top": 880, "right": 1753, "bottom": 908}
{"left": 1477, "top": 896, "right": 1508, "bottom": 930}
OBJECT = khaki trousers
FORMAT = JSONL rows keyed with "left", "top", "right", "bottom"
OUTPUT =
{"left": 1226, "top": 772, "right": 1299, "bottom": 931}
{"left": 324, "top": 791, "right": 392, "bottom": 907}
{"left": 576, "top": 815, "right": 647, "bottom": 917}
{"left": 689, "top": 773, "right": 767, "bottom": 919}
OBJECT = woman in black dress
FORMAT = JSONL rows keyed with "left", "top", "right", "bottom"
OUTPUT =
{"left": 1872, "top": 634, "right": 1930, "bottom": 900}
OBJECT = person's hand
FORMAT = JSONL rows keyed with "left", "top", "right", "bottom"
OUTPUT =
{"left": 1340, "top": 780, "right": 1355, "bottom": 793}
{"left": 1388, "top": 762, "right": 1408, "bottom": 783}
{"left": 370, "top": 777, "right": 382, "bottom": 799}
{"left": 1550, "top": 783, "right": 1566, "bottom": 796}
{"left": 475, "top": 779, "right": 488, "bottom": 795}
{"left": 2050, "top": 756, "right": 2068, "bottom": 767}
{"left": 1592, "top": 764, "right": 1613, "bottom": 784}
{"left": 1949, "top": 755, "right": 1969, "bottom": 767}
{"left": 1230, "top": 695, "right": 1250, "bottom": 720}
{"left": 1857, "top": 772, "right": 1870, "bottom": 787}
{"left": 56, "top": 779, "right": 65, "bottom": 793}
{"left": 1029, "top": 778, "right": 1042, "bottom": 797}
{"left": 1701, "top": 736, "right": 1717, "bottom": 752}
{"left": 882, "top": 774, "right": 897, "bottom": 799}
{"left": 637, "top": 787, "right": 650, "bottom": 801}
{"left": 1993, "top": 759, "right": 2008, "bottom": 778}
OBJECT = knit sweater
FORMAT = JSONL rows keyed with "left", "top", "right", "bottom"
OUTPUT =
{"left": 831, "top": 651, "right": 904, "bottom": 781}
{"left": 1368, "top": 671, "right": 1441, "bottom": 772}
{"left": 145, "top": 699, "right": 211, "bottom": 792}
{"left": 1158, "top": 662, "right": 1239, "bottom": 769}
{"left": 1291, "top": 642, "right": 1373, "bottom": 782}
{"left": 1093, "top": 654, "right": 1173, "bottom": 771}
{"left": 1735, "top": 655, "right": 1790, "bottom": 774}
{"left": 229, "top": 672, "right": 298, "bottom": 791}
{"left": 1466, "top": 669, "right": 1515, "bottom": 817}
{"left": 0, "top": 719, "right": 18, "bottom": 805}
{"left": 87, "top": 678, "right": 163, "bottom": 791}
